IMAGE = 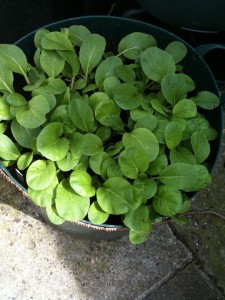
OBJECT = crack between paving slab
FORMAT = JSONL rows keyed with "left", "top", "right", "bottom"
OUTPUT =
{"left": 168, "top": 222, "right": 225, "bottom": 298}
{"left": 135, "top": 259, "right": 197, "bottom": 300}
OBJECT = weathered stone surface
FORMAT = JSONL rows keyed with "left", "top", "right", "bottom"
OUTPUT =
{"left": 143, "top": 263, "right": 223, "bottom": 300}
{"left": 0, "top": 200, "right": 192, "bottom": 300}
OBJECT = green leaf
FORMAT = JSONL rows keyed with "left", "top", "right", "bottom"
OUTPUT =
{"left": 7, "top": 93, "right": 27, "bottom": 107}
{"left": 178, "top": 74, "right": 196, "bottom": 92}
{"left": 95, "top": 98, "right": 120, "bottom": 126}
{"left": 28, "top": 176, "right": 58, "bottom": 207}
{"left": 97, "top": 177, "right": 134, "bottom": 215}
{"left": 36, "top": 78, "right": 67, "bottom": 94}
{"left": 118, "top": 32, "right": 157, "bottom": 59}
{"left": 56, "top": 152, "right": 79, "bottom": 172}
{"left": 133, "top": 178, "right": 157, "bottom": 202}
{"left": 40, "top": 50, "right": 65, "bottom": 77}
{"left": 165, "top": 121, "right": 184, "bottom": 149}
{"left": 172, "top": 99, "right": 197, "bottom": 118}
{"left": 106, "top": 141, "right": 123, "bottom": 156}
{"left": 182, "top": 116, "right": 209, "bottom": 140}
{"left": 88, "top": 201, "right": 109, "bottom": 225}
{"left": 17, "top": 152, "right": 33, "bottom": 170}
{"left": 103, "top": 77, "right": 121, "bottom": 98}
{"left": 0, "top": 44, "right": 28, "bottom": 77}
{"left": 68, "top": 25, "right": 91, "bottom": 46}
{"left": 153, "top": 120, "right": 169, "bottom": 144}
{"left": 95, "top": 56, "right": 122, "bottom": 89}
{"left": 148, "top": 153, "right": 168, "bottom": 176}
{"left": 41, "top": 31, "right": 73, "bottom": 50}
{"left": 123, "top": 205, "right": 152, "bottom": 233}
{"left": 114, "top": 83, "right": 143, "bottom": 110}
{"left": 11, "top": 119, "right": 41, "bottom": 148}
{"left": 170, "top": 147, "right": 196, "bottom": 165}
{"left": 0, "top": 60, "right": 14, "bottom": 93}
{"left": 191, "top": 91, "right": 220, "bottom": 110}
{"left": 141, "top": 47, "right": 176, "bottom": 83}
{"left": 36, "top": 122, "right": 69, "bottom": 161}
{"left": 57, "top": 50, "right": 80, "bottom": 76}
{"left": 116, "top": 64, "right": 136, "bottom": 83}
{"left": 129, "top": 230, "right": 149, "bottom": 244}
{"left": 119, "top": 147, "right": 149, "bottom": 179}
{"left": 153, "top": 185, "right": 182, "bottom": 216}
{"left": 184, "top": 164, "right": 211, "bottom": 192}
{"left": 89, "top": 152, "right": 111, "bottom": 175}
{"left": 55, "top": 179, "right": 90, "bottom": 222}
{"left": 79, "top": 34, "right": 106, "bottom": 78}
{"left": 122, "top": 128, "right": 159, "bottom": 163}
{"left": 16, "top": 95, "right": 50, "bottom": 129}
{"left": 69, "top": 98, "right": 94, "bottom": 132}
{"left": 26, "top": 160, "right": 56, "bottom": 190}
{"left": 0, "top": 97, "right": 13, "bottom": 120}
{"left": 70, "top": 170, "right": 95, "bottom": 197}
{"left": 134, "top": 114, "right": 158, "bottom": 132}
{"left": 0, "top": 134, "right": 20, "bottom": 160}
{"left": 161, "top": 73, "right": 187, "bottom": 106}
{"left": 0, "top": 123, "right": 7, "bottom": 134}
{"left": 81, "top": 133, "right": 103, "bottom": 156}
{"left": 34, "top": 28, "right": 49, "bottom": 48}
{"left": 191, "top": 131, "right": 210, "bottom": 163}
{"left": 46, "top": 205, "right": 65, "bottom": 225}
{"left": 159, "top": 163, "right": 199, "bottom": 190}
{"left": 96, "top": 126, "right": 111, "bottom": 142}
{"left": 165, "top": 41, "right": 187, "bottom": 63}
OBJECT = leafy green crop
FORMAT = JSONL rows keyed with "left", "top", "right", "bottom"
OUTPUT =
{"left": 0, "top": 26, "right": 220, "bottom": 244}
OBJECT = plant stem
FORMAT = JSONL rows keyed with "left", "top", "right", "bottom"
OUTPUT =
{"left": 152, "top": 210, "right": 225, "bottom": 228}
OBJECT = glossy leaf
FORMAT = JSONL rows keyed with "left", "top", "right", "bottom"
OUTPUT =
{"left": 11, "top": 119, "right": 41, "bottom": 148}
{"left": 0, "top": 44, "right": 28, "bottom": 77}
{"left": 153, "top": 185, "right": 182, "bottom": 216}
{"left": 118, "top": 32, "right": 157, "bottom": 59}
{"left": 81, "top": 133, "right": 103, "bottom": 156}
{"left": 28, "top": 176, "right": 58, "bottom": 207}
{"left": 161, "top": 73, "right": 187, "bottom": 106}
{"left": 16, "top": 95, "right": 50, "bottom": 129}
{"left": 17, "top": 152, "right": 33, "bottom": 170}
{"left": 123, "top": 205, "right": 152, "bottom": 232}
{"left": 0, "top": 60, "right": 14, "bottom": 93}
{"left": 191, "top": 131, "right": 210, "bottom": 163}
{"left": 141, "top": 47, "right": 176, "bottom": 83}
{"left": 36, "top": 122, "right": 69, "bottom": 161}
{"left": 0, "top": 134, "right": 20, "bottom": 160}
{"left": 159, "top": 163, "right": 198, "bottom": 190}
{"left": 26, "top": 159, "right": 56, "bottom": 190}
{"left": 41, "top": 31, "right": 73, "bottom": 50}
{"left": 172, "top": 99, "right": 197, "bottom": 118}
{"left": 69, "top": 98, "right": 94, "bottom": 132}
{"left": 79, "top": 34, "right": 106, "bottom": 78}
{"left": 165, "top": 41, "right": 187, "bottom": 63}
{"left": 97, "top": 177, "right": 134, "bottom": 215}
{"left": 88, "top": 201, "right": 109, "bottom": 225}
{"left": 114, "top": 83, "right": 142, "bottom": 110}
{"left": 95, "top": 56, "right": 122, "bottom": 88}
{"left": 40, "top": 49, "right": 65, "bottom": 77}
{"left": 119, "top": 147, "right": 149, "bottom": 179}
{"left": 55, "top": 179, "right": 90, "bottom": 222}
{"left": 191, "top": 91, "right": 220, "bottom": 110}
{"left": 46, "top": 205, "right": 65, "bottom": 225}
{"left": 122, "top": 128, "right": 159, "bottom": 163}
{"left": 70, "top": 169, "right": 95, "bottom": 197}
{"left": 165, "top": 121, "right": 184, "bottom": 149}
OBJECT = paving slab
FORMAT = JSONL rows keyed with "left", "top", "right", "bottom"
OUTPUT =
{"left": 142, "top": 263, "right": 223, "bottom": 300}
{"left": 0, "top": 196, "right": 192, "bottom": 300}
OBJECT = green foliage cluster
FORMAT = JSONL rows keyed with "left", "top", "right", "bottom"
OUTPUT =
{"left": 0, "top": 25, "right": 220, "bottom": 244}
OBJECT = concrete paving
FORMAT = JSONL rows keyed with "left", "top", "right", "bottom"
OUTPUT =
{"left": 0, "top": 124, "right": 225, "bottom": 300}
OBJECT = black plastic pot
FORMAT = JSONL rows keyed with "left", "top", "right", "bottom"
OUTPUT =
{"left": 136, "top": 0, "right": 225, "bottom": 32}
{"left": 0, "top": 16, "right": 224, "bottom": 239}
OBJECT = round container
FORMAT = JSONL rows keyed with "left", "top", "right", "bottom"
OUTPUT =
{"left": 0, "top": 16, "right": 224, "bottom": 239}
